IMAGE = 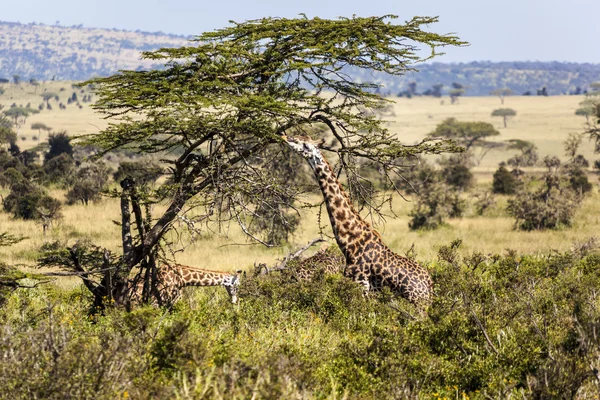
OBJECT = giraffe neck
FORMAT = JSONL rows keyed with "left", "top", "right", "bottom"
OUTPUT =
{"left": 311, "top": 159, "right": 382, "bottom": 262}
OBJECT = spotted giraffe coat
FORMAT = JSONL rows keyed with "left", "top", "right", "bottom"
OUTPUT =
{"left": 285, "top": 138, "right": 433, "bottom": 305}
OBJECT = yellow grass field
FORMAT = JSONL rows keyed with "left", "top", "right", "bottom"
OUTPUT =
{"left": 1, "top": 81, "right": 598, "bottom": 277}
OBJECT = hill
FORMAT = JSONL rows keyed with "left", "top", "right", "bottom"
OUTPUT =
{"left": 0, "top": 21, "right": 189, "bottom": 80}
{"left": 353, "top": 61, "right": 600, "bottom": 96}
{"left": 0, "top": 21, "right": 600, "bottom": 95}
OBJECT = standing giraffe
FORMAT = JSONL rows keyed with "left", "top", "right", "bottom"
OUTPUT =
{"left": 130, "top": 264, "right": 242, "bottom": 306}
{"left": 284, "top": 137, "right": 432, "bottom": 305}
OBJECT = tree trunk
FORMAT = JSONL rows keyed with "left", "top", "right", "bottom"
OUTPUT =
{"left": 503, "top": 115, "right": 507, "bottom": 128}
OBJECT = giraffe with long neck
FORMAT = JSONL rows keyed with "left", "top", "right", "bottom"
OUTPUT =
{"left": 285, "top": 137, "right": 432, "bottom": 305}
{"left": 130, "top": 264, "right": 242, "bottom": 306}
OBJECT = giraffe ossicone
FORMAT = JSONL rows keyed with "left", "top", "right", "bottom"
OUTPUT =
{"left": 285, "top": 136, "right": 433, "bottom": 305}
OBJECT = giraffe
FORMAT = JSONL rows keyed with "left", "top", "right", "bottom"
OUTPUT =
{"left": 292, "top": 245, "right": 346, "bottom": 282}
{"left": 284, "top": 137, "right": 433, "bottom": 305}
{"left": 129, "top": 264, "right": 242, "bottom": 307}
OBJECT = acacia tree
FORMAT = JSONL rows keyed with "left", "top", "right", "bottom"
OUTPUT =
{"left": 490, "top": 88, "right": 513, "bottom": 105}
{"left": 427, "top": 117, "right": 500, "bottom": 163}
{"left": 491, "top": 108, "right": 517, "bottom": 128}
{"left": 74, "top": 15, "right": 464, "bottom": 308}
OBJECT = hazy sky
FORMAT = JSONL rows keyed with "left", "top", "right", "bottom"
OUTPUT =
{"left": 2, "top": 0, "right": 599, "bottom": 63}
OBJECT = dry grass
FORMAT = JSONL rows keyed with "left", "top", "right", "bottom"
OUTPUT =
{"left": 1, "top": 84, "right": 598, "bottom": 275}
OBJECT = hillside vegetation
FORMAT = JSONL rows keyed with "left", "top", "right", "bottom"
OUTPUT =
{"left": 0, "top": 21, "right": 188, "bottom": 80}
{"left": 1, "top": 21, "right": 599, "bottom": 94}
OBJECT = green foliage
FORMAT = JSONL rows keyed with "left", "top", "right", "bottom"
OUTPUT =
{"left": 66, "top": 162, "right": 111, "bottom": 205}
{"left": 427, "top": 117, "right": 499, "bottom": 151}
{"left": 2, "top": 169, "right": 60, "bottom": 221}
{"left": 4, "top": 243, "right": 600, "bottom": 397}
{"left": 439, "top": 154, "right": 473, "bottom": 190}
{"left": 44, "top": 131, "right": 73, "bottom": 162}
{"left": 0, "top": 115, "right": 16, "bottom": 145}
{"left": 112, "top": 160, "right": 163, "bottom": 185}
{"left": 567, "top": 166, "right": 592, "bottom": 195}
{"left": 507, "top": 157, "right": 583, "bottom": 230}
{"left": 409, "top": 180, "right": 466, "bottom": 230}
{"left": 506, "top": 139, "right": 539, "bottom": 168}
{"left": 492, "top": 165, "right": 520, "bottom": 195}
{"left": 491, "top": 107, "right": 517, "bottom": 128}
{"left": 43, "top": 153, "right": 75, "bottom": 185}
{"left": 490, "top": 87, "right": 513, "bottom": 104}
{"left": 79, "top": 15, "right": 465, "bottom": 258}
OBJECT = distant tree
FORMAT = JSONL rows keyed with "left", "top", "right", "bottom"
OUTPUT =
{"left": 0, "top": 115, "right": 16, "bottom": 146}
{"left": 66, "top": 162, "right": 110, "bottom": 205}
{"left": 427, "top": 118, "right": 500, "bottom": 162}
{"left": 537, "top": 86, "right": 548, "bottom": 96}
{"left": 45, "top": 131, "right": 73, "bottom": 162}
{"left": 422, "top": 83, "right": 444, "bottom": 98}
{"left": 40, "top": 92, "right": 57, "bottom": 108}
{"left": 575, "top": 105, "right": 593, "bottom": 123}
{"left": 492, "top": 165, "right": 519, "bottom": 194}
{"left": 3, "top": 107, "right": 39, "bottom": 130}
{"left": 29, "top": 79, "right": 40, "bottom": 93}
{"left": 589, "top": 82, "right": 600, "bottom": 95}
{"left": 408, "top": 81, "right": 418, "bottom": 96}
{"left": 12, "top": 75, "right": 20, "bottom": 85}
{"left": 31, "top": 122, "right": 52, "bottom": 144}
{"left": 490, "top": 88, "right": 513, "bottom": 104}
{"left": 439, "top": 154, "right": 473, "bottom": 191}
{"left": 43, "top": 153, "right": 75, "bottom": 185}
{"left": 449, "top": 82, "right": 465, "bottom": 104}
{"left": 491, "top": 108, "right": 517, "bottom": 128}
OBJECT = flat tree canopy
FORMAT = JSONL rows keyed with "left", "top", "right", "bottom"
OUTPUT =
{"left": 427, "top": 117, "right": 499, "bottom": 151}
{"left": 80, "top": 16, "right": 465, "bottom": 296}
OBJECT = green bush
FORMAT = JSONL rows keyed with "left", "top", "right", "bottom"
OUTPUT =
{"left": 439, "top": 154, "right": 473, "bottom": 191}
{"left": 3, "top": 242, "right": 600, "bottom": 398}
{"left": 492, "top": 165, "right": 519, "bottom": 194}
{"left": 507, "top": 157, "right": 583, "bottom": 230}
{"left": 409, "top": 181, "right": 466, "bottom": 230}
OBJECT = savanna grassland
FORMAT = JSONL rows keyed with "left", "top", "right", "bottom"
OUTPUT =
{"left": 3, "top": 80, "right": 600, "bottom": 399}
{"left": 0, "top": 81, "right": 596, "bottom": 270}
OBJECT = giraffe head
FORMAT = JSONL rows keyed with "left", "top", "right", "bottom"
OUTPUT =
{"left": 284, "top": 136, "right": 324, "bottom": 170}
{"left": 222, "top": 270, "right": 243, "bottom": 304}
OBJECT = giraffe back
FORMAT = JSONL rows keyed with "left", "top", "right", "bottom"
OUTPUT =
{"left": 292, "top": 247, "right": 346, "bottom": 282}
{"left": 129, "top": 264, "right": 242, "bottom": 307}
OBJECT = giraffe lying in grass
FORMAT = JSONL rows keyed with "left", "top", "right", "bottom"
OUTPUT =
{"left": 129, "top": 264, "right": 242, "bottom": 307}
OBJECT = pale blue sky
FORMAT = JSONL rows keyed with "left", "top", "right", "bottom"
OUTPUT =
{"left": 2, "top": 0, "right": 599, "bottom": 63}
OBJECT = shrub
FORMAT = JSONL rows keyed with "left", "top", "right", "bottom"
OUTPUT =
{"left": 439, "top": 154, "right": 473, "bottom": 191}
{"left": 409, "top": 181, "right": 466, "bottom": 230}
{"left": 43, "top": 153, "right": 75, "bottom": 185}
{"left": 3, "top": 242, "right": 600, "bottom": 397}
{"left": 492, "top": 165, "right": 519, "bottom": 194}
{"left": 567, "top": 167, "right": 593, "bottom": 195}
{"left": 66, "top": 162, "right": 111, "bottom": 205}
{"left": 44, "top": 131, "right": 73, "bottom": 162}
{"left": 507, "top": 157, "right": 582, "bottom": 230}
